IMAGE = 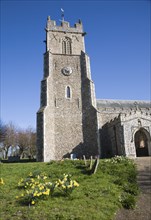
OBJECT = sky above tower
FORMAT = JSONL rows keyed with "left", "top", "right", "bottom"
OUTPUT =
{"left": 1, "top": 0, "right": 150, "bottom": 129}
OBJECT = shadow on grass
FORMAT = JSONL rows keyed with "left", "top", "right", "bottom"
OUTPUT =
{"left": 74, "top": 164, "right": 92, "bottom": 175}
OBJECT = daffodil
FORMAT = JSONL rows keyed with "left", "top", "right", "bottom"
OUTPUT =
{"left": 43, "top": 176, "right": 47, "bottom": 180}
{"left": 29, "top": 172, "right": 33, "bottom": 177}
{"left": 33, "top": 192, "right": 38, "bottom": 197}
{"left": 0, "top": 178, "right": 4, "bottom": 185}
{"left": 73, "top": 180, "right": 79, "bottom": 187}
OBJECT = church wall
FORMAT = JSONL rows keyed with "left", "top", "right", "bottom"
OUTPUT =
{"left": 98, "top": 107, "right": 151, "bottom": 158}
{"left": 121, "top": 110, "right": 151, "bottom": 157}
{"left": 80, "top": 52, "right": 99, "bottom": 157}
{"left": 37, "top": 52, "right": 56, "bottom": 162}
{"left": 47, "top": 32, "right": 85, "bottom": 55}
{"left": 97, "top": 108, "right": 125, "bottom": 158}
{"left": 98, "top": 116, "right": 125, "bottom": 158}
{"left": 50, "top": 52, "right": 99, "bottom": 159}
{"left": 52, "top": 54, "right": 84, "bottom": 159}
{"left": 97, "top": 107, "right": 133, "bottom": 127}
{"left": 36, "top": 111, "right": 44, "bottom": 161}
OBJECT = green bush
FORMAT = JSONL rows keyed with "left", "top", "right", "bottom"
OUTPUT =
{"left": 123, "top": 183, "right": 139, "bottom": 196}
{"left": 120, "top": 192, "right": 137, "bottom": 209}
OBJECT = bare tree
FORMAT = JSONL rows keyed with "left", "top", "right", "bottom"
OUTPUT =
{"left": 0, "top": 121, "right": 36, "bottom": 159}
{"left": 16, "top": 130, "right": 28, "bottom": 158}
{"left": 0, "top": 120, "right": 7, "bottom": 158}
{"left": 0, "top": 120, "right": 7, "bottom": 142}
{"left": 26, "top": 127, "right": 36, "bottom": 158}
{"left": 17, "top": 127, "right": 36, "bottom": 159}
{"left": 0, "top": 122, "right": 17, "bottom": 159}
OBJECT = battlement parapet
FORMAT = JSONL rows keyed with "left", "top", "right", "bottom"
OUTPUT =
{"left": 120, "top": 109, "right": 151, "bottom": 121}
{"left": 46, "top": 16, "right": 83, "bottom": 33}
{"left": 103, "top": 108, "right": 151, "bottom": 127}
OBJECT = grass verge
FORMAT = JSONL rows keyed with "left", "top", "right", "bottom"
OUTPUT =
{"left": 0, "top": 157, "right": 139, "bottom": 220}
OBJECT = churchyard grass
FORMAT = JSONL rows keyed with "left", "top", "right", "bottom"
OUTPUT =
{"left": 0, "top": 157, "right": 139, "bottom": 220}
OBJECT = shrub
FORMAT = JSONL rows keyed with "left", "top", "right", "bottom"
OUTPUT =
{"left": 119, "top": 192, "right": 137, "bottom": 209}
{"left": 123, "top": 182, "right": 139, "bottom": 196}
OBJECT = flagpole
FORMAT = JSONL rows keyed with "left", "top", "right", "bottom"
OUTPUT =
{"left": 61, "top": 8, "right": 64, "bottom": 22}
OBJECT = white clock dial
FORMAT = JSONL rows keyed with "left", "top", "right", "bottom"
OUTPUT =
{"left": 62, "top": 67, "right": 72, "bottom": 76}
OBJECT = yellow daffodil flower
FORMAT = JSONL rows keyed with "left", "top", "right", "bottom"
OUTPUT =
{"left": 31, "top": 200, "right": 35, "bottom": 205}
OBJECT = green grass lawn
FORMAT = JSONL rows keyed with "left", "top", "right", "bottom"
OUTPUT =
{"left": 0, "top": 157, "right": 139, "bottom": 220}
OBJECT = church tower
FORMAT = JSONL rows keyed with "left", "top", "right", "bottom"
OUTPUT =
{"left": 37, "top": 16, "right": 99, "bottom": 161}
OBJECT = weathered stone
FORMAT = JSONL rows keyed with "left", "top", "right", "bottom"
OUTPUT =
{"left": 98, "top": 100, "right": 151, "bottom": 158}
{"left": 37, "top": 18, "right": 99, "bottom": 161}
{"left": 37, "top": 17, "right": 151, "bottom": 161}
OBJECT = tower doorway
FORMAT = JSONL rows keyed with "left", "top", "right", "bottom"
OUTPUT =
{"left": 134, "top": 129, "right": 149, "bottom": 157}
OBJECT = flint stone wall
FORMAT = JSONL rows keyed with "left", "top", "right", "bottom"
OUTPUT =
{"left": 97, "top": 99, "right": 151, "bottom": 158}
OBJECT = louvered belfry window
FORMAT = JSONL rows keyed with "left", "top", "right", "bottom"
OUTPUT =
{"left": 62, "top": 37, "right": 72, "bottom": 54}
{"left": 62, "top": 40, "right": 66, "bottom": 54}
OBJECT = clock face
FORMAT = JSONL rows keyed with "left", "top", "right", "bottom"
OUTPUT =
{"left": 62, "top": 67, "right": 72, "bottom": 76}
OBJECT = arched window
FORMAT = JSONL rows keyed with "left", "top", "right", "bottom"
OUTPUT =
{"left": 66, "top": 39, "right": 72, "bottom": 54}
{"left": 62, "top": 40, "right": 66, "bottom": 54}
{"left": 66, "top": 86, "right": 71, "bottom": 99}
{"left": 62, "top": 37, "right": 72, "bottom": 54}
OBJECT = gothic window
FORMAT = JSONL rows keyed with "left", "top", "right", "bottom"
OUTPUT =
{"left": 62, "top": 37, "right": 72, "bottom": 54}
{"left": 62, "top": 40, "right": 66, "bottom": 54}
{"left": 66, "top": 86, "right": 71, "bottom": 99}
{"left": 66, "top": 39, "right": 72, "bottom": 54}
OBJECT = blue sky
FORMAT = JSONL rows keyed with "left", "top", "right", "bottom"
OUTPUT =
{"left": 1, "top": 0, "right": 150, "bottom": 129}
